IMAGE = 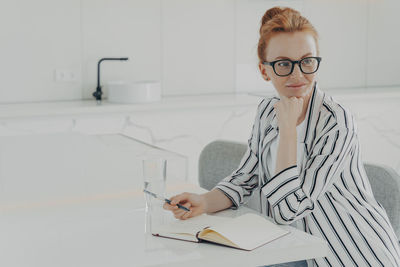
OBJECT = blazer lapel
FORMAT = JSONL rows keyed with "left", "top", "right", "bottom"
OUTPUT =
{"left": 302, "top": 82, "right": 325, "bottom": 157}
{"left": 259, "top": 112, "right": 279, "bottom": 182}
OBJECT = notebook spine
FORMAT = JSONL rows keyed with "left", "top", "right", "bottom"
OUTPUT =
{"left": 195, "top": 226, "right": 210, "bottom": 242}
{"left": 195, "top": 230, "right": 202, "bottom": 242}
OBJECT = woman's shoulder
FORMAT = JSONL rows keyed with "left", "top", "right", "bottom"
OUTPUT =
{"left": 319, "top": 93, "right": 357, "bottom": 132}
{"left": 256, "top": 96, "right": 279, "bottom": 117}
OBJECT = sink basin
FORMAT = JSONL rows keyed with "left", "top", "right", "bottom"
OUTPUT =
{"left": 106, "top": 81, "right": 161, "bottom": 104}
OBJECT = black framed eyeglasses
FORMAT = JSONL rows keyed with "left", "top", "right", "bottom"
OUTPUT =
{"left": 262, "top": 56, "right": 322, "bottom": 77}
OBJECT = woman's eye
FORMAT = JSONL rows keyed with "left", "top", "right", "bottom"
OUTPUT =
{"left": 277, "top": 61, "right": 291, "bottom": 67}
{"left": 302, "top": 59, "right": 313, "bottom": 65}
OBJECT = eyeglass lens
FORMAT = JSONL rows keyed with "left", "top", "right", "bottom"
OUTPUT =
{"left": 275, "top": 58, "right": 319, "bottom": 76}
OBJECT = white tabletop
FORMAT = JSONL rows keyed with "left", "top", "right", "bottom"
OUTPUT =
{"left": 0, "top": 133, "right": 327, "bottom": 267}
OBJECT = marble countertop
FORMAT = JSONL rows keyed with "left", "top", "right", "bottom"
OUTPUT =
{"left": 0, "top": 94, "right": 263, "bottom": 120}
{"left": 0, "top": 86, "right": 399, "bottom": 120}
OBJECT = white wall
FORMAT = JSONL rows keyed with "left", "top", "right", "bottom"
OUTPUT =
{"left": 304, "top": 0, "right": 368, "bottom": 89}
{"left": 0, "top": 0, "right": 399, "bottom": 103}
{"left": 162, "top": 0, "right": 236, "bottom": 95}
{"left": 367, "top": 0, "right": 400, "bottom": 86}
{"left": 0, "top": 0, "right": 82, "bottom": 103}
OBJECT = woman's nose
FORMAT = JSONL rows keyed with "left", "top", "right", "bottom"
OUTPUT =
{"left": 290, "top": 63, "right": 304, "bottom": 78}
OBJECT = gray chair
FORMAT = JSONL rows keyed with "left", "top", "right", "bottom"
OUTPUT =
{"left": 198, "top": 140, "right": 400, "bottom": 240}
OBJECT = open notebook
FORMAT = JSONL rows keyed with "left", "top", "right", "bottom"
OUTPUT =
{"left": 152, "top": 213, "right": 290, "bottom": 251}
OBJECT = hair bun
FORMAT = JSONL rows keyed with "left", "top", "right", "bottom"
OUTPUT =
{"left": 259, "top": 7, "right": 301, "bottom": 34}
{"left": 261, "top": 7, "right": 284, "bottom": 26}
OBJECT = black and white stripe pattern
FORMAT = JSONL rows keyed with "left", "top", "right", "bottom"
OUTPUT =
{"left": 215, "top": 83, "right": 400, "bottom": 266}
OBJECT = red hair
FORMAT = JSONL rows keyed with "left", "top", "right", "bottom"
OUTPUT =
{"left": 257, "top": 7, "right": 319, "bottom": 62}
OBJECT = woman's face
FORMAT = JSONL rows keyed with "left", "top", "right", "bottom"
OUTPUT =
{"left": 259, "top": 31, "right": 318, "bottom": 99}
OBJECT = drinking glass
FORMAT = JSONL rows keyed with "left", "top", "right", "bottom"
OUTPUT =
{"left": 143, "top": 157, "right": 167, "bottom": 234}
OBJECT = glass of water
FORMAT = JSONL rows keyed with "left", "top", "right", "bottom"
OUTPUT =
{"left": 143, "top": 157, "right": 167, "bottom": 233}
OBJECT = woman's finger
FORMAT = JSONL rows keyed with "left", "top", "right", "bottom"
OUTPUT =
{"left": 170, "top": 192, "right": 190, "bottom": 205}
{"left": 176, "top": 203, "right": 192, "bottom": 220}
{"left": 174, "top": 210, "right": 186, "bottom": 219}
{"left": 164, "top": 192, "right": 189, "bottom": 211}
{"left": 182, "top": 202, "right": 192, "bottom": 209}
{"left": 181, "top": 210, "right": 192, "bottom": 220}
{"left": 174, "top": 202, "right": 191, "bottom": 215}
{"left": 173, "top": 208, "right": 184, "bottom": 215}
{"left": 163, "top": 202, "right": 178, "bottom": 211}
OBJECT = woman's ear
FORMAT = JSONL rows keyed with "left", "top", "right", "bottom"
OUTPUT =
{"left": 258, "top": 62, "right": 270, "bottom": 81}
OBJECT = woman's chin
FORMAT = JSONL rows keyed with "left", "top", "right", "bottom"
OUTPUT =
{"left": 284, "top": 91, "right": 306, "bottom": 98}
{"left": 277, "top": 84, "right": 312, "bottom": 99}
{"left": 285, "top": 85, "right": 312, "bottom": 98}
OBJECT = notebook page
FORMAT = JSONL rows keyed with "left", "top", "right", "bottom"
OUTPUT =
{"left": 207, "top": 213, "right": 289, "bottom": 250}
{"left": 153, "top": 213, "right": 229, "bottom": 236}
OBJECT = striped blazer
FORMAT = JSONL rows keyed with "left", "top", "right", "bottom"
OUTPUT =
{"left": 215, "top": 83, "right": 400, "bottom": 266}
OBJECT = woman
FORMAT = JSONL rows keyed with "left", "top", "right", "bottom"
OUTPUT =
{"left": 164, "top": 7, "right": 400, "bottom": 267}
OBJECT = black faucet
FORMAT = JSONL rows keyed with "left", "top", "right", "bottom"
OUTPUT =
{"left": 93, "top": 57, "right": 129, "bottom": 102}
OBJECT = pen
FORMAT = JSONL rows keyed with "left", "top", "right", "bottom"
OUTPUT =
{"left": 143, "top": 189, "right": 191, "bottom": 212}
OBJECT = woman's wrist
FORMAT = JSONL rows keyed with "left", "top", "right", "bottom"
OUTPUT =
{"left": 279, "top": 125, "right": 297, "bottom": 138}
{"left": 200, "top": 193, "right": 209, "bottom": 213}
{"left": 201, "top": 188, "right": 233, "bottom": 213}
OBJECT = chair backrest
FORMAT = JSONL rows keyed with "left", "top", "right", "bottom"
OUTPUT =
{"left": 198, "top": 140, "right": 247, "bottom": 191}
{"left": 198, "top": 140, "right": 400, "bottom": 240}
{"left": 364, "top": 163, "right": 400, "bottom": 239}
{"left": 198, "top": 140, "right": 259, "bottom": 211}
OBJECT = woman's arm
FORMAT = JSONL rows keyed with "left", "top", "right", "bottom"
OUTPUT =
{"left": 202, "top": 188, "right": 234, "bottom": 213}
{"left": 274, "top": 96, "right": 303, "bottom": 176}
{"left": 164, "top": 188, "right": 233, "bottom": 220}
{"left": 275, "top": 126, "right": 297, "bottom": 176}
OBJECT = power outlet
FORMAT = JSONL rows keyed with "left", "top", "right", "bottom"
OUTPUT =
{"left": 54, "top": 69, "right": 78, "bottom": 82}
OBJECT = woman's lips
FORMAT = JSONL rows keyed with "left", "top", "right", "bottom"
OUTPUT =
{"left": 287, "top": 84, "right": 306, "bottom": 89}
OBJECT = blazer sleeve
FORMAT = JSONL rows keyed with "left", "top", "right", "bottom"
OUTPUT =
{"left": 214, "top": 100, "right": 265, "bottom": 209}
{"left": 261, "top": 126, "right": 356, "bottom": 224}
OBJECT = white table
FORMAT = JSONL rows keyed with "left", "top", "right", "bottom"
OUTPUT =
{"left": 0, "top": 133, "right": 327, "bottom": 267}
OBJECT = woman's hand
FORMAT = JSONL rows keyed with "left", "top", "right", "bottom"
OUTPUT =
{"left": 163, "top": 192, "right": 207, "bottom": 220}
{"left": 274, "top": 95, "right": 304, "bottom": 132}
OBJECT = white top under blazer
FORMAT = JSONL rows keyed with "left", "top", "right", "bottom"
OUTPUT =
{"left": 266, "top": 118, "right": 306, "bottom": 176}
{"left": 215, "top": 82, "right": 400, "bottom": 267}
